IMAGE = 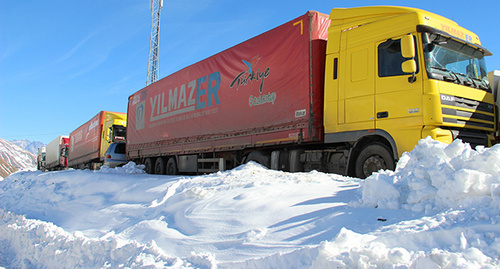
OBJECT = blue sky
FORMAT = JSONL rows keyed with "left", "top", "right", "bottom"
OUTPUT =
{"left": 1, "top": 0, "right": 499, "bottom": 145}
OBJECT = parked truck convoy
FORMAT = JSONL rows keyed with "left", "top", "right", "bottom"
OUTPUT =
{"left": 44, "top": 136, "right": 69, "bottom": 171}
{"left": 68, "top": 111, "right": 127, "bottom": 170}
{"left": 38, "top": 6, "right": 497, "bottom": 178}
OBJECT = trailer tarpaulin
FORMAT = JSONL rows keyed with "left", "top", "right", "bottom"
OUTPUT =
{"left": 127, "top": 11, "right": 330, "bottom": 157}
{"left": 69, "top": 112, "right": 104, "bottom": 166}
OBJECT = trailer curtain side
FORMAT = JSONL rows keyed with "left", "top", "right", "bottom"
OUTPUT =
{"left": 127, "top": 11, "right": 330, "bottom": 158}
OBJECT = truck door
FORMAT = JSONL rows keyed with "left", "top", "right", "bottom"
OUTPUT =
{"left": 338, "top": 30, "right": 375, "bottom": 132}
{"left": 375, "top": 34, "right": 423, "bottom": 153}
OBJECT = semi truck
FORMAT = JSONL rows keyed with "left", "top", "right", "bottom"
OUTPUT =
{"left": 69, "top": 111, "right": 127, "bottom": 170}
{"left": 37, "top": 147, "right": 46, "bottom": 171}
{"left": 127, "top": 6, "right": 496, "bottom": 178}
{"left": 44, "top": 136, "right": 69, "bottom": 171}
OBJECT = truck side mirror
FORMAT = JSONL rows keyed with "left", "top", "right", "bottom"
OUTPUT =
{"left": 402, "top": 59, "right": 417, "bottom": 73}
{"left": 401, "top": 34, "right": 415, "bottom": 58}
{"left": 401, "top": 34, "right": 416, "bottom": 83}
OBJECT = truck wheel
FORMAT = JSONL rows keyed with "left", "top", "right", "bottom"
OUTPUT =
{"left": 144, "top": 158, "right": 155, "bottom": 174}
{"left": 155, "top": 158, "right": 166, "bottom": 175}
{"left": 355, "top": 143, "right": 395, "bottom": 179}
{"left": 245, "top": 151, "right": 270, "bottom": 168}
{"left": 166, "top": 157, "right": 178, "bottom": 175}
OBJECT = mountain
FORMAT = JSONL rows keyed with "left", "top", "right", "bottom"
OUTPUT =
{"left": 0, "top": 138, "right": 37, "bottom": 179}
{"left": 0, "top": 157, "right": 17, "bottom": 179}
{"left": 10, "top": 139, "right": 46, "bottom": 155}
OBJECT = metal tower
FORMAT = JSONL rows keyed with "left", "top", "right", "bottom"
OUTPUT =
{"left": 147, "top": 0, "right": 163, "bottom": 86}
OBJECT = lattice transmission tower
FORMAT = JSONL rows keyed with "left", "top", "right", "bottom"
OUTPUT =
{"left": 147, "top": 0, "right": 163, "bottom": 86}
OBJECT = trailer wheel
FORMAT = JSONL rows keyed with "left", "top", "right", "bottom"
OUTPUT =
{"left": 166, "top": 157, "right": 178, "bottom": 175}
{"left": 144, "top": 158, "right": 155, "bottom": 174}
{"left": 155, "top": 157, "right": 166, "bottom": 175}
{"left": 355, "top": 143, "right": 395, "bottom": 179}
{"left": 246, "top": 151, "right": 270, "bottom": 168}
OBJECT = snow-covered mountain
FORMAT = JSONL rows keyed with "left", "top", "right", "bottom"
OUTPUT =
{"left": 0, "top": 157, "right": 17, "bottom": 179}
{"left": 10, "top": 139, "right": 45, "bottom": 155}
{"left": 0, "top": 138, "right": 37, "bottom": 178}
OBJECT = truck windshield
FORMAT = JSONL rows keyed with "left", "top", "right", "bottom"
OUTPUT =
{"left": 112, "top": 125, "right": 127, "bottom": 142}
{"left": 423, "top": 32, "right": 490, "bottom": 92}
{"left": 61, "top": 146, "right": 69, "bottom": 158}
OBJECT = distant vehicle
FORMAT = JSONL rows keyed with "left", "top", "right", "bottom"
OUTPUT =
{"left": 103, "top": 142, "right": 127, "bottom": 168}
{"left": 68, "top": 111, "right": 127, "bottom": 170}
{"left": 37, "top": 147, "right": 46, "bottom": 171}
{"left": 44, "top": 136, "right": 69, "bottom": 171}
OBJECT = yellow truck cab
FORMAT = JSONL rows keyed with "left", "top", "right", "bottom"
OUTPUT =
{"left": 100, "top": 112, "right": 127, "bottom": 160}
{"left": 323, "top": 6, "right": 495, "bottom": 177}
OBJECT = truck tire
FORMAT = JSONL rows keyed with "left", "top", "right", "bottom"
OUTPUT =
{"left": 355, "top": 143, "right": 395, "bottom": 179}
{"left": 155, "top": 157, "right": 166, "bottom": 175}
{"left": 144, "top": 158, "right": 155, "bottom": 174}
{"left": 246, "top": 151, "right": 270, "bottom": 168}
{"left": 166, "top": 157, "right": 178, "bottom": 175}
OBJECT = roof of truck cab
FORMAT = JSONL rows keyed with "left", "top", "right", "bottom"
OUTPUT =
{"left": 329, "top": 6, "right": 457, "bottom": 26}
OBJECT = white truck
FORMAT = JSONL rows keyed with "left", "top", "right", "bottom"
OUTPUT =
{"left": 44, "top": 135, "right": 69, "bottom": 171}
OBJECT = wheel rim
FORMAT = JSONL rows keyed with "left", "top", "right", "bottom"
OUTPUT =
{"left": 167, "top": 164, "right": 174, "bottom": 175}
{"left": 166, "top": 158, "right": 177, "bottom": 175}
{"left": 362, "top": 155, "right": 386, "bottom": 177}
{"left": 155, "top": 163, "right": 161, "bottom": 174}
{"left": 145, "top": 158, "right": 153, "bottom": 174}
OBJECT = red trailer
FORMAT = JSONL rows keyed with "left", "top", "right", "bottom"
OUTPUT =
{"left": 127, "top": 11, "right": 330, "bottom": 174}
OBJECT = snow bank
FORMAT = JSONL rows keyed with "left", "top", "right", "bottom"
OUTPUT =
{"left": 0, "top": 138, "right": 499, "bottom": 268}
{"left": 357, "top": 137, "right": 500, "bottom": 214}
{"left": 310, "top": 226, "right": 497, "bottom": 268}
{"left": 97, "top": 162, "right": 147, "bottom": 174}
{"left": 0, "top": 210, "right": 215, "bottom": 268}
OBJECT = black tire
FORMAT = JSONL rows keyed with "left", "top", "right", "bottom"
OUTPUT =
{"left": 144, "top": 158, "right": 155, "bottom": 174}
{"left": 246, "top": 151, "right": 270, "bottom": 168}
{"left": 155, "top": 157, "right": 166, "bottom": 175}
{"left": 355, "top": 143, "right": 395, "bottom": 179}
{"left": 166, "top": 157, "right": 178, "bottom": 175}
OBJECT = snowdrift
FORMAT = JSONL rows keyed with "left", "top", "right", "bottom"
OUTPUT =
{"left": 0, "top": 138, "right": 499, "bottom": 268}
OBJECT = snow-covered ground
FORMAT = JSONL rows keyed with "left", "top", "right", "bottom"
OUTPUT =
{"left": 0, "top": 137, "right": 499, "bottom": 268}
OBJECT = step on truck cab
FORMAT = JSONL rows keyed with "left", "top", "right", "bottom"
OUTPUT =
{"left": 127, "top": 6, "right": 495, "bottom": 178}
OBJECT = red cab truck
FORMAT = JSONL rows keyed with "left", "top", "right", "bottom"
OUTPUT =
{"left": 69, "top": 111, "right": 127, "bottom": 170}
{"left": 44, "top": 136, "right": 69, "bottom": 171}
{"left": 127, "top": 7, "right": 495, "bottom": 177}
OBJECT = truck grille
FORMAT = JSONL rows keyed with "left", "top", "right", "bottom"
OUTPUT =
{"left": 440, "top": 94, "right": 495, "bottom": 130}
{"left": 451, "top": 129, "right": 489, "bottom": 148}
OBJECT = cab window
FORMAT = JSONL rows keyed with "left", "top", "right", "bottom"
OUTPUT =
{"left": 378, "top": 38, "right": 419, "bottom": 77}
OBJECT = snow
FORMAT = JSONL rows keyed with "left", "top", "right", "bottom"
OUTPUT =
{"left": 0, "top": 138, "right": 499, "bottom": 268}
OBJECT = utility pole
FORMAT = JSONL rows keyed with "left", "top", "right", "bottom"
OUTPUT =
{"left": 147, "top": 0, "right": 163, "bottom": 86}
